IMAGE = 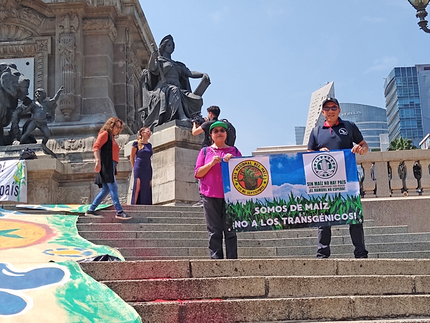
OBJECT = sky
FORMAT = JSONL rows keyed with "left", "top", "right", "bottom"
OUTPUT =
{"left": 140, "top": 0, "right": 430, "bottom": 156}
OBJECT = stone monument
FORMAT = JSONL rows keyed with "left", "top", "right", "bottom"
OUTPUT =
{"left": 0, "top": 0, "right": 155, "bottom": 204}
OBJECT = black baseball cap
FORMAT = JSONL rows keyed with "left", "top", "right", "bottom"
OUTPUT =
{"left": 322, "top": 97, "right": 339, "bottom": 108}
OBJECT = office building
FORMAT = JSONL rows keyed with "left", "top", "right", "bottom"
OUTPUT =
{"left": 302, "top": 81, "right": 335, "bottom": 145}
{"left": 384, "top": 64, "right": 430, "bottom": 146}
{"left": 295, "top": 126, "right": 305, "bottom": 145}
{"left": 339, "top": 103, "right": 388, "bottom": 151}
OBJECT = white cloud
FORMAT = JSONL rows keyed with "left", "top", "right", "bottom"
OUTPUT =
{"left": 273, "top": 183, "right": 309, "bottom": 199}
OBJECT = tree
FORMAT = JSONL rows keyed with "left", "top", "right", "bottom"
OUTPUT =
{"left": 388, "top": 137, "right": 417, "bottom": 151}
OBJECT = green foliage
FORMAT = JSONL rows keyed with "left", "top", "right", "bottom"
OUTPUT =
{"left": 388, "top": 137, "right": 417, "bottom": 151}
{"left": 226, "top": 194, "right": 363, "bottom": 232}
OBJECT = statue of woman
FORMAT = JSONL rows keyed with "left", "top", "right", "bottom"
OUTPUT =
{"left": 140, "top": 35, "right": 210, "bottom": 129}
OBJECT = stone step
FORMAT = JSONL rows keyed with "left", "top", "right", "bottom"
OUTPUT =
{"left": 84, "top": 232, "right": 430, "bottom": 249}
{"left": 80, "top": 216, "right": 206, "bottom": 224}
{"left": 77, "top": 224, "right": 408, "bottom": 238}
{"left": 129, "top": 295, "right": 430, "bottom": 323}
{"left": 123, "top": 252, "right": 430, "bottom": 260}
{"left": 275, "top": 320, "right": 430, "bottom": 323}
{"left": 102, "top": 274, "right": 430, "bottom": 302}
{"left": 79, "top": 259, "right": 430, "bottom": 281}
{"left": 112, "top": 240, "right": 430, "bottom": 258}
{"left": 77, "top": 211, "right": 205, "bottom": 221}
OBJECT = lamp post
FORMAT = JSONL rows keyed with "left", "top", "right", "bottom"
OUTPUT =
{"left": 408, "top": 0, "right": 430, "bottom": 33}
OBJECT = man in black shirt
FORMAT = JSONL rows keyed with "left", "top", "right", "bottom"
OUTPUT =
{"left": 192, "top": 105, "right": 220, "bottom": 147}
{"left": 307, "top": 97, "right": 369, "bottom": 258}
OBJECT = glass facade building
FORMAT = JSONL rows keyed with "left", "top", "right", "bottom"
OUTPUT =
{"left": 384, "top": 65, "right": 430, "bottom": 146}
{"left": 295, "top": 126, "right": 305, "bottom": 145}
{"left": 339, "top": 103, "right": 388, "bottom": 151}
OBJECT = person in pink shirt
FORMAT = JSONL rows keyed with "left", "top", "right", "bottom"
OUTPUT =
{"left": 195, "top": 121, "right": 241, "bottom": 259}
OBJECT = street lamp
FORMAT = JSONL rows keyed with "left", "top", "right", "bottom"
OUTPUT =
{"left": 408, "top": 0, "right": 430, "bottom": 33}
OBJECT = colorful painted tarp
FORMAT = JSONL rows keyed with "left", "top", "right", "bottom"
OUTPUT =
{"left": 0, "top": 160, "right": 27, "bottom": 203}
{"left": 0, "top": 208, "right": 142, "bottom": 323}
{"left": 222, "top": 149, "right": 363, "bottom": 232}
{"left": 0, "top": 208, "right": 123, "bottom": 262}
{"left": 0, "top": 261, "right": 141, "bottom": 323}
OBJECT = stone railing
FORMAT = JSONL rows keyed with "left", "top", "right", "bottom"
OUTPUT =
{"left": 253, "top": 145, "right": 430, "bottom": 199}
{"left": 357, "top": 150, "right": 430, "bottom": 198}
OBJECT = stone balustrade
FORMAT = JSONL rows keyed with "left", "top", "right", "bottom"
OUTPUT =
{"left": 357, "top": 150, "right": 430, "bottom": 198}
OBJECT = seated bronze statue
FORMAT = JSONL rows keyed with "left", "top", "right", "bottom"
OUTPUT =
{"left": 139, "top": 35, "right": 210, "bottom": 129}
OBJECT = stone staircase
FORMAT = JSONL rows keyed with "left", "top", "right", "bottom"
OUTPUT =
{"left": 79, "top": 258, "right": 430, "bottom": 323}
{"left": 76, "top": 205, "right": 430, "bottom": 260}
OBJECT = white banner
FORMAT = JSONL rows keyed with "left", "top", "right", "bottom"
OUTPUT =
{"left": 0, "top": 160, "right": 27, "bottom": 202}
{"left": 302, "top": 151, "right": 347, "bottom": 194}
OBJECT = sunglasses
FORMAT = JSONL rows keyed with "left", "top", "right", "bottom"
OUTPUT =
{"left": 212, "top": 128, "right": 226, "bottom": 134}
{"left": 322, "top": 106, "right": 339, "bottom": 111}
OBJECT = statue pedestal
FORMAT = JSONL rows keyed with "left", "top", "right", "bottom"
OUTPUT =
{"left": 0, "top": 143, "right": 57, "bottom": 160}
{"left": 125, "top": 120, "right": 203, "bottom": 205}
{"left": 152, "top": 120, "right": 202, "bottom": 205}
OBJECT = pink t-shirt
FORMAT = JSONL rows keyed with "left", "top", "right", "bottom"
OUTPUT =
{"left": 195, "top": 146, "right": 242, "bottom": 198}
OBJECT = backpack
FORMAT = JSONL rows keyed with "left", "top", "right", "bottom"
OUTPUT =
{"left": 220, "top": 118, "right": 236, "bottom": 146}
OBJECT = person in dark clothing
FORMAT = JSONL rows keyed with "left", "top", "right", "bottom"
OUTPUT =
{"left": 307, "top": 97, "right": 369, "bottom": 258}
{"left": 192, "top": 105, "right": 220, "bottom": 147}
{"left": 86, "top": 117, "right": 132, "bottom": 220}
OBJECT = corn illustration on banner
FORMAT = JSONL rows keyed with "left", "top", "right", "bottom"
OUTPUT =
{"left": 222, "top": 149, "right": 363, "bottom": 232}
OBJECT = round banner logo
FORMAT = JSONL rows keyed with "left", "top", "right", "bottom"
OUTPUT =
{"left": 312, "top": 154, "right": 338, "bottom": 179}
{"left": 232, "top": 160, "right": 269, "bottom": 196}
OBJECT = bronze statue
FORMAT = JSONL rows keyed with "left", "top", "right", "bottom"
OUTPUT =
{"left": 0, "top": 63, "right": 30, "bottom": 146}
{"left": 20, "top": 86, "right": 64, "bottom": 145}
{"left": 139, "top": 35, "right": 210, "bottom": 129}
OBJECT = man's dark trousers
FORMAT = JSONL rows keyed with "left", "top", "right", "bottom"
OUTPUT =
{"left": 317, "top": 223, "right": 368, "bottom": 258}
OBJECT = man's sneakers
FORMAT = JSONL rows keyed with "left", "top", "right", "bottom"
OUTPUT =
{"left": 85, "top": 210, "right": 104, "bottom": 218}
{"left": 115, "top": 211, "right": 132, "bottom": 220}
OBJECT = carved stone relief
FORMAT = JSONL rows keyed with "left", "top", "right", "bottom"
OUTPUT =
{"left": 57, "top": 13, "right": 78, "bottom": 120}
{"left": 83, "top": 17, "right": 117, "bottom": 42}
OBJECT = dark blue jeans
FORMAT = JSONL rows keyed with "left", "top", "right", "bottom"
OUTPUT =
{"left": 89, "top": 161, "right": 123, "bottom": 213}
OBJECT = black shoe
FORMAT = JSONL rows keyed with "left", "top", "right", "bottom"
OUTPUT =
{"left": 85, "top": 210, "right": 103, "bottom": 218}
{"left": 115, "top": 211, "right": 132, "bottom": 220}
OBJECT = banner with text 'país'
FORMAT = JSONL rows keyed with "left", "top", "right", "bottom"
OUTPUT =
{"left": 221, "top": 149, "right": 363, "bottom": 232}
{"left": 0, "top": 160, "right": 27, "bottom": 203}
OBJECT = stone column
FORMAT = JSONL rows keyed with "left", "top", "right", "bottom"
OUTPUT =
{"left": 82, "top": 16, "right": 117, "bottom": 118}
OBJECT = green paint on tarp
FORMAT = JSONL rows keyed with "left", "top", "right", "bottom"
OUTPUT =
{"left": 55, "top": 261, "right": 142, "bottom": 323}
{"left": 47, "top": 215, "right": 124, "bottom": 261}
